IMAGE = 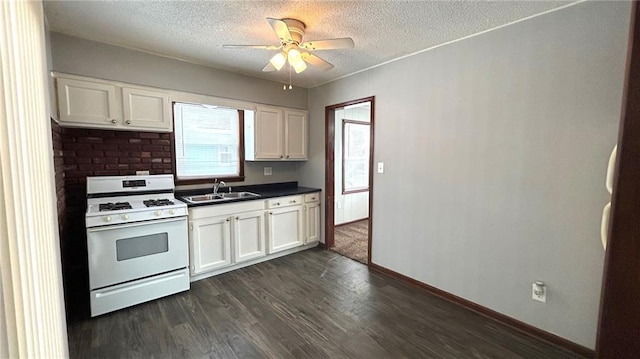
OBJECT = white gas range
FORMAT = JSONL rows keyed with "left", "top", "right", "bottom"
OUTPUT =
{"left": 85, "top": 174, "right": 190, "bottom": 317}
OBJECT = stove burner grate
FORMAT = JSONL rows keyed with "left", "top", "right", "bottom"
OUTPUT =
{"left": 99, "top": 202, "right": 132, "bottom": 212}
{"left": 143, "top": 199, "right": 175, "bottom": 207}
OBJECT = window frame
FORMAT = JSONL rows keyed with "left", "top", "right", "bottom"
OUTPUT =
{"left": 171, "top": 103, "right": 245, "bottom": 185}
{"left": 342, "top": 119, "right": 370, "bottom": 195}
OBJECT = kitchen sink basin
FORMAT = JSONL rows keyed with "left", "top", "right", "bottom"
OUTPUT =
{"left": 182, "top": 192, "right": 260, "bottom": 204}
{"left": 220, "top": 191, "right": 260, "bottom": 199}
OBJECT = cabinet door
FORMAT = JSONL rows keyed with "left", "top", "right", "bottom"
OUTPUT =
{"left": 122, "top": 87, "right": 171, "bottom": 132}
{"left": 305, "top": 203, "right": 320, "bottom": 244}
{"left": 190, "top": 216, "right": 232, "bottom": 274}
{"left": 57, "top": 78, "right": 119, "bottom": 127}
{"left": 267, "top": 205, "right": 304, "bottom": 254}
{"left": 284, "top": 110, "right": 308, "bottom": 159}
{"left": 255, "top": 105, "right": 284, "bottom": 159}
{"left": 233, "top": 210, "right": 266, "bottom": 263}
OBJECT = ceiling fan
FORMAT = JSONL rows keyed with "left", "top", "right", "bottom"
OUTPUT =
{"left": 223, "top": 18, "right": 354, "bottom": 74}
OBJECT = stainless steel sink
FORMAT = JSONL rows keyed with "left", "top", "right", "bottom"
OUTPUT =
{"left": 182, "top": 192, "right": 260, "bottom": 204}
{"left": 220, "top": 191, "right": 260, "bottom": 199}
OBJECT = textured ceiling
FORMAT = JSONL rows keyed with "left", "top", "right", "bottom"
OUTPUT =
{"left": 43, "top": 0, "right": 576, "bottom": 88}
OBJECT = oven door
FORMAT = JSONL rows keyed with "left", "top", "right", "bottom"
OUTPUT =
{"left": 87, "top": 217, "right": 188, "bottom": 290}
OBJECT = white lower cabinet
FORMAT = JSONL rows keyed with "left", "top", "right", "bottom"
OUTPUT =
{"left": 266, "top": 195, "right": 304, "bottom": 254}
{"left": 233, "top": 210, "right": 266, "bottom": 263}
{"left": 189, "top": 215, "right": 232, "bottom": 274}
{"left": 188, "top": 192, "right": 320, "bottom": 278}
{"left": 304, "top": 193, "right": 321, "bottom": 244}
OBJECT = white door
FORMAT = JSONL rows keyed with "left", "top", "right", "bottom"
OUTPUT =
{"left": 305, "top": 203, "right": 320, "bottom": 244}
{"left": 233, "top": 210, "right": 266, "bottom": 263}
{"left": 57, "top": 77, "right": 119, "bottom": 126}
{"left": 255, "top": 105, "right": 283, "bottom": 159}
{"left": 267, "top": 205, "right": 303, "bottom": 253}
{"left": 122, "top": 87, "right": 171, "bottom": 131}
{"left": 190, "top": 216, "right": 232, "bottom": 274}
{"left": 284, "top": 110, "right": 308, "bottom": 159}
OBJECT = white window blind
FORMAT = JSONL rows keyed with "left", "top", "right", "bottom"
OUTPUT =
{"left": 174, "top": 102, "right": 240, "bottom": 179}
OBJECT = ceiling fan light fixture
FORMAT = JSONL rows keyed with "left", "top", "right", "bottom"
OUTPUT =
{"left": 270, "top": 52, "right": 286, "bottom": 71}
{"left": 292, "top": 59, "right": 307, "bottom": 73}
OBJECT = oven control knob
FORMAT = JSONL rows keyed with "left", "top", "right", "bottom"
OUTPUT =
{"left": 154, "top": 210, "right": 162, "bottom": 217}
{"left": 120, "top": 214, "right": 129, "bottom": 220}
{"left": 103, "top": 216, "right": 112, "bottom": 222}
{"left": 169, "top": 209, "right": 176, "bottom": 215}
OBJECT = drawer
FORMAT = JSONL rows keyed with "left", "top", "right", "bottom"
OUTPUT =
{"left": 266, "top": 195, "right": 302, "bottom": 209}
{"left": 304, "top": 193, "right": 320, "bottom": 203}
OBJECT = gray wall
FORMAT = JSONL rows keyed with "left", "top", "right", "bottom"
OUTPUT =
{"left": 301, "top": 1, "right": 630, "bottom": 349}
{"left": 50, "top": 32, "right": 306, "bottom": 188}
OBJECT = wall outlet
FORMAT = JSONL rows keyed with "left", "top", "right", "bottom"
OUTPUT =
{"left": 136, "top": 170, "right": 150, "bottom": 175}
{"left": 377, "top": 162, "right": 384, "bottom": 174}
{"left": 264, "top": 167, "right": 272, "bottom": 176}
{"left": 532, "top": 281, "right": 546, "bottom": 303}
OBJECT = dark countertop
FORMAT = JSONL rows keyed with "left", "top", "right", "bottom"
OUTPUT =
{"left": 175, "top": 181, "right": 321, "bottom": 208}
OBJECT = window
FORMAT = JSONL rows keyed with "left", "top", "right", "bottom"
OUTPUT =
{"left": 342, "top": 120, "right": 370, "bottom": 193}
{"left": 173, "top": 102, "right": 246, "bottom": 182}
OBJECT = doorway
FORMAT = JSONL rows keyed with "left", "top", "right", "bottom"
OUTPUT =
{"left": 324, "top": 97, "right": 374, "bottom": 264}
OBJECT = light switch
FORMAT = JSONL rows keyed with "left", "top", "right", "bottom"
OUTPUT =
{"left": 377, "top": 162, "right": 384, "bottom": 174}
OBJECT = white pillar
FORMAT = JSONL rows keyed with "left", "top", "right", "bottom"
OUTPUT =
{"left": 0, "top": 0, "right": 69, "bottom": 357}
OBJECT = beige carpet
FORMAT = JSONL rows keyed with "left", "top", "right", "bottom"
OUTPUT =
{"left": 331, "top": 219, "right": 368, "bottom": 264}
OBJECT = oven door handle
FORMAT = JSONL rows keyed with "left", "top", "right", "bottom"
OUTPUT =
{"left": 87, "top": 216, "right": 187, "bottom": 233}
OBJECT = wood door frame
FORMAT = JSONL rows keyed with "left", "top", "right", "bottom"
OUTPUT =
{"left": 596, "top": 2, "right": 640, "bottom": 357}
{"left": 324, "top": 96, "right": 375, "bottom": 265}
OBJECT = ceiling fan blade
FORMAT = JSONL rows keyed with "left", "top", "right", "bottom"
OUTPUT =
{"left": 222, "top": 44, "right": 281, "bottom": 50}
{"left": 266, "top": 17, "right": 292, "bottom": 42}
{"left": 302, "top": 52, "right": 334, "bottom": 71}
{"left": 262, "top": 62, "right": 277, "bottom": 72}
{"left": 300, "top": 38, "right": 354, "bottom": 51}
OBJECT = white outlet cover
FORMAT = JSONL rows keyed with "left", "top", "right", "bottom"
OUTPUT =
{"left": 264, "top": 167, "right": 272, "bottom": 176}
{"left": 377, "top": 162, "right": 384, "bottom": 173}
{"left": 532, "top": 283, "right": 547, "bottom": 303}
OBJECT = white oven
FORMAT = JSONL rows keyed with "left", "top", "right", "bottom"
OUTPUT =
{"left": 87, "top": 217, "right": 188, "bottom": 289}
{"left": 85, "top": 174, "right": 190, "bottom": 317}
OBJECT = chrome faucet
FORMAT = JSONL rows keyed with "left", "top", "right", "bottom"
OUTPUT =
{"left": 212, "top": 179, "right": 226, "bottom": 194}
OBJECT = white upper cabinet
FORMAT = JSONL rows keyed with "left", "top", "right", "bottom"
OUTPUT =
{"left": 122, "top": 87, "right": 171, "bottom": 130}
{"left": 284, "top": 109, "right": 308, "bottom": 160}
{"left": 57, "top": 77, "right": 120, "bottom": 126}
{"left": 54, "top": 73, "right": 172, "bottom": 132}
{"left": 247, "top": 105, "right": 308, "bottom": 161}
{"left": 254, "top": 105, "right": 284, "bottom": 159}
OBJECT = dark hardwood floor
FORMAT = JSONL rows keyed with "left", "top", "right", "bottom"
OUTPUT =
{"left": 68, "top": 248, "right": 584, "bottom": 358}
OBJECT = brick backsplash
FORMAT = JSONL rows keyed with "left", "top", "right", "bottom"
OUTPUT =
{"left": 51, "top": 120, "right": 65, "bottom": 230}
{"left": 62, "top": 128, "right": 172, "bottom": 182}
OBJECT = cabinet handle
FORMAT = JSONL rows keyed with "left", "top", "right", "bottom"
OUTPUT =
{"left": 125, "top": 120, "right": 132, "bottom": 125}
{"left": 226, "top": 218, "right": 230, "bottom": 222}
{"left": 110, "top": 119, "right": 117, "bottom": 124}
{"left": 269, "top": 212, "right": 273, "bottom": 215}
{"left": 280, "top": 155, "right": 283, "bottom": 159}
{"left": 286, "top": 155, "right": 290, "bottom": 158}
{"left": 235, "top": 216, "right": 239, "bottom": 220}
{"left": 275, "top": 202, "right": 280, "bottom": 206}
{"left": 291, "top": 200, "right": 296, "bottom": 203}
